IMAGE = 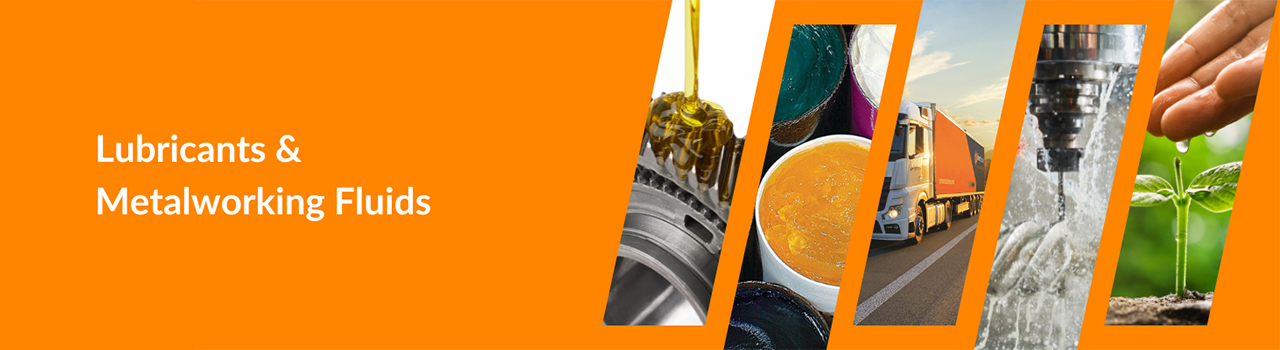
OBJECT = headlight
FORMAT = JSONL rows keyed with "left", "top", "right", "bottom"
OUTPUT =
{"left": 886, "top": 204, "right": 902, "bottom": 219}
{"left": 885, "top": 196, "right": 905, "bottom": 219}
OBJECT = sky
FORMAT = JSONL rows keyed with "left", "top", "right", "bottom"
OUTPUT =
{"left": 903, "top": 0, "right": 1026, "bottom": 149}
{"left": 652, "top": 0, "right": 774, "bottom": 138}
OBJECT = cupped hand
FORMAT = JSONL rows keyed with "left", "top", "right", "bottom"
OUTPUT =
{"left": 1148, "top": 0, "right": 1275, "bottom": 142}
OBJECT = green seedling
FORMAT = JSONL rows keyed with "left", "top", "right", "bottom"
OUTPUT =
{"left": 1131, "top": 157, "right": 1241, "bottom": 298}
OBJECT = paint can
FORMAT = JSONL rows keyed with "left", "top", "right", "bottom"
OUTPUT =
{"left": 724, "top": 282, "right": 830, "bottom": 350}
{"left": 847, "top": 25, "right": 896, "bottom": 139}
{"left": 770, "top": 25, "right": 846, "bottom": 147}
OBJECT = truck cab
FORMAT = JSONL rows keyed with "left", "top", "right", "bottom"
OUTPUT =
{"left": 872, "top": 100, "right": 983, "bottom": 244}
{"left": 873, "top": 101, "right": 934, "bottom": 243}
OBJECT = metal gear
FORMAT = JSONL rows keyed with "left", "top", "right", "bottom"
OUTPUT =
{"left": 603, "top": 127, "right": 742, "bottom": 325}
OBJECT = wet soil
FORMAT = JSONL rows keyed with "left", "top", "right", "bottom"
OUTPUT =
{"left": 1105, "top": 291, "right": 1211, "bottom": 325}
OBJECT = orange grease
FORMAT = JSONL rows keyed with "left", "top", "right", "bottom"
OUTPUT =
{"left": 761, "top": 141, "right": 869, "bottom": 285}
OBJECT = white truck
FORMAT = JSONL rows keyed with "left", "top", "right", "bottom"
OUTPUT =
{"left": 872, "top": 101, "right": 987, "bottom": 244}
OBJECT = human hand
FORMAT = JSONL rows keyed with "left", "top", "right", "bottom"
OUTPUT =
{"left": 1148, "top": 0, "right": 1275, "bottom": 142}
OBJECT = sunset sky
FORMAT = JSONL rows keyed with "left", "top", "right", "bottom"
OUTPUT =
{"left": 902, "top": 0, "right": 1025, "bottom": 149}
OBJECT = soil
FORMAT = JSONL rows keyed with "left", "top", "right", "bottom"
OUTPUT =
{"left": 1105, "top": 291, "right": 1212, "bottom": 325}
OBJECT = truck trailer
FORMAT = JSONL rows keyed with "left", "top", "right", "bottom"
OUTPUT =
{"left": 872, "top": 101, "right": 987, "bottom": 244}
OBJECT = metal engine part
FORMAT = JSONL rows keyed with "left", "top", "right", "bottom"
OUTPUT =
{"left": 603, "top": 131, "right": 742, "bottom": 325}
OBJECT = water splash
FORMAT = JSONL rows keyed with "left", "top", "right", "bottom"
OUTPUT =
{"left": 976, "top": 64, "right": 1137, "bottom": 350}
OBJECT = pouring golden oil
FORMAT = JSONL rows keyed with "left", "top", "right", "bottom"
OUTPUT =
{"left": 647, "top": 0, "right": 733, "bottom": 191}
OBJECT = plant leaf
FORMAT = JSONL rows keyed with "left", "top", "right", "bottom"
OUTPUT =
{"left": 1187, "top": 161, "right": 1241, "bottom": 213}
{"left": 1131, "top": 174, "right": 1174, "bottom": 207}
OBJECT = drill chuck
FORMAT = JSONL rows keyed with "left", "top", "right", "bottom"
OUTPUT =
{"left": 1031, "top": 25, "right": 1144, "bottom": 173}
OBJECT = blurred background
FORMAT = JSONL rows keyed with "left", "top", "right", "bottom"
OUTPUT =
{"left": 1110, "top": 0, "right": 1251, "bottom": 298}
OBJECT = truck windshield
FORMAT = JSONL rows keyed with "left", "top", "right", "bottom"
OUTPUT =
{"left": 889, "top": 123, "right": 907, "bottom": 161}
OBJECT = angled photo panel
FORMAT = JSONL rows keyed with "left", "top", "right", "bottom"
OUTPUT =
{"left": 603, "top": 0, "right": 775, "bottom": 327}
{"left": 975, "top": 23, "right": 1148, "bottom": 350}
{"left": 1106, "top": 0, "right": 1275, "bottom": 327}
{"left": 850, "top": 0, "right": 1025, "bottom": 327}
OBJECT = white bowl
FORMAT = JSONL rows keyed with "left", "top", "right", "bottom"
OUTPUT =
{"left": 755, "top": 134, "right": 872, "bottom": 314}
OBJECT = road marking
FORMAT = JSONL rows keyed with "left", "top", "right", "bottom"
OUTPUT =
{"left": 852, "top": 224, "right": 978, "bottom": 325}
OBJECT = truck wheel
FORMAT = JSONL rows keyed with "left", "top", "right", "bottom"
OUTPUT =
{"left": 909, "top": 206, "right": 926, "bottom": 245}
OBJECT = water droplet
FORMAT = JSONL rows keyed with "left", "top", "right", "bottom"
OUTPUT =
{"left": 1204, "top": 130, "right": 1216, "bottom": 137}
{"left": 1176, "top": 139, "right": 1190, "bottom": 154}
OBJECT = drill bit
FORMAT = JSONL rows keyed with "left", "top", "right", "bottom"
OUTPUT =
{"left": 1056, "top": 171, "right": 1065, "bottom": 223}
{"left": 1031, "top": 25, "right": 1143, "bottom": 225}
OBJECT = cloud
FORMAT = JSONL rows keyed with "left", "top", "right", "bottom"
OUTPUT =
{"left": 955, "top": 76, "right": 1011, "bottom": 108}
{"left": 956, "top": 118, "right": 1000, "bottom": 128}
{"left": 905, "top": 31, "right": 969, "bottom": 83}
{"left": 912, "top": 32, "right": 932, "bottom": 56}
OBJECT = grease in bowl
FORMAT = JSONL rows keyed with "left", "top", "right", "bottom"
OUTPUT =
{"left": 759, "top": 140, "right": 869, "bottom": 285}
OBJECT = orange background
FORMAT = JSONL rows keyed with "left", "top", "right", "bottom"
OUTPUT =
{"left": 2, "top": 1, "right": 1277, "bottom": 350}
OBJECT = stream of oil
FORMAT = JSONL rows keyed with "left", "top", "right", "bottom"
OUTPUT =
{"left": 647, "top": 0, "right": 734, "bottom": 192}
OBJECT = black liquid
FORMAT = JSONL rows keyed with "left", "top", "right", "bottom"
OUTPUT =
{"left": 724, "top": 283, "right": 829, "bottom": 350}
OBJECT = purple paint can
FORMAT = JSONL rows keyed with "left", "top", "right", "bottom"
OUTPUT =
{"left": 847, "top": 25, "right": 896, "bottom": 139}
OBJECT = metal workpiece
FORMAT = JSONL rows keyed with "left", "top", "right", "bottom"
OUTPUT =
{"left": 604, "top": 132, "right": 744, "bottom": 325}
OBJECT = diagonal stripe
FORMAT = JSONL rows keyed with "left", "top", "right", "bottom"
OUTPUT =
{"left": 853, "top": 224, "right": 978, "bottom": 325}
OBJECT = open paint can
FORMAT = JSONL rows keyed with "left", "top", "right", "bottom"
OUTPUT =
{"left": 770, "top": 25, "right": 846, "bottom": 147}
{"left": 724, "top": 282, "right": 830, "bottom": 350}
{"left": 847, "top": 25, "right": 895, "bottom": 139}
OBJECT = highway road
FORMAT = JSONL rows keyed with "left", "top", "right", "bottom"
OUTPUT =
{"left": 853, "top": 215, "right": 981, "bottom": 325}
